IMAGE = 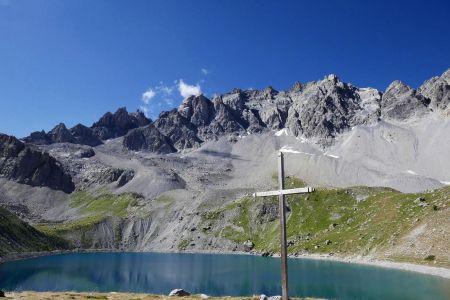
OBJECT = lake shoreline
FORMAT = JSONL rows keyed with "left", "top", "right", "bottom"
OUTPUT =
{"left": 1, "top": 248, "right": 450, "bottom": 280}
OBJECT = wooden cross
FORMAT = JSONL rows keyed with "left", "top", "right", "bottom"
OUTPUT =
{"left": 252, "top": 151, "right": 315, "bottom": 300}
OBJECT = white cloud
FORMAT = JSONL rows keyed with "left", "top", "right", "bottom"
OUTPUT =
{"left": 142, "top": 88, "right": 156, "bottom": 104}
{"left": 178, "top": 79, "right": 202, "bottom": 98}
{"left": 201, "top": 68, "right": 209, "bottom": 75}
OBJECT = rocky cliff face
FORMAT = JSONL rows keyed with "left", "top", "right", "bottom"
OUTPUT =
{"left": 419, "top": 69, "right": 450, "bottom": 114}
{"left": 0, "top": 134, "right": 74, "bottom": 193}
{"left": 24, "top": 107, "right": 150, "bottom": 146}
{"left": 22, "top": 69, "right": 450, "bottom": 153}
{"left": 92, "top": 107, "right": 151, "bottom": 140}
{"left": 122, "top": 69, "right": 450, "bottom": 151}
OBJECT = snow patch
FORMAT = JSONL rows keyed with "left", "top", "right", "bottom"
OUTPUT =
{"left": 280, "top": 146, "right": 314, "bottom": 155}
{"left": 275, "top": 128, "right": 289, "bottom": 136}
{"left": 405, "top": 170, "right": 418, "bottom": 175}
{"left": 326, "top": 154, "right": 339, "bottom": 159}
{"left": 440, "top": 181, "right": 450, "bottom": 185}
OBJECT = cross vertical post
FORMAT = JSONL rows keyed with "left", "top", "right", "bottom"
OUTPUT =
{"left": 253, "top": 151, "right": 315, "bottom": 300}
{"left": 278, "top": 152, "right": 289, "bottom": 300}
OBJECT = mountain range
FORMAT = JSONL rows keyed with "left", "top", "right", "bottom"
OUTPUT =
{"left": 0, "top": 69, "right": 449, "bottom": 266}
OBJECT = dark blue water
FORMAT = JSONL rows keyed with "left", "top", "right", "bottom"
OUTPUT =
{"left": 0, "top": 252, "right": 449, "bottom": 300}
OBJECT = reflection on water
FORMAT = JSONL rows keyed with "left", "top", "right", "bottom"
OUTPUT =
{"left": 0, "top": 252, "right": 449, "bottom": 300}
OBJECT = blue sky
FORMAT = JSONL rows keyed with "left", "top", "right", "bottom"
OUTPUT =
{"left": 1, "top": 0, "right": 449, "bottom": 137}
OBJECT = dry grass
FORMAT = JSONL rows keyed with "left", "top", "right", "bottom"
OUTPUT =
{"left": 3, "top": 292, "right": 319, "bottom": 300}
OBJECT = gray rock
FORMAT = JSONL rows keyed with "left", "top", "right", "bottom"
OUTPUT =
{"left": 92, "top": 107, "right": 150, "bottom": 140}
{"left": 381, "top": 81, "right": 430, "bottom": 120}
{"left": 117, "top": 170, "right": 135, "bottom": 187}
{"left": 243, "top": 240, "right": 254, "bottom": 252}
{"left": 0, "top": 134, "right": 74, "bottom": 193}
{"left": 49, "top": 123, "right": 74, "bottom": 143}
{"left": 286, "top": 74, "right": 380, "bottom": 144}
{"left": 169, "top": 289, "right": 191, "bottom": 297}
{"left": 419, "top": 68, "right": 450, "bottom": 114}
{"left": 260, "top": 294, "right": 268, "bottom": 300}
{"left": 70, "top": 124, "right": 102, "bottom": 146}
{"left": 75, "top": 148, "right": 95, "bottom": 158}
{"left": 268, "top": 296, "right": 282, "bottom": 300}
{"left": 22, "top": 130, "right": 52, "bottom": 145}
{"left": 123, "top": 124, "right": 176, "bottom": 154}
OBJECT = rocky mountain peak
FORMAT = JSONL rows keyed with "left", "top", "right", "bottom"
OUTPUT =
{"left": 22, "top": 69, "right": 450, "bottom": 153}
{"left": 49, "top": 123, "right": 74, "bottom": 143}
{"left": 385, "top": 80, "right": 411, "bottom": 94}
{"left": 419, "top": 68, "right": 450, "bottom": 113}
{"left": 178, "top": 95, "right": 213, "bottom": 127}
{"left": 289, "top": 81, "right": 303, "bottom": 93}
{"left": 91, "top": 107, "right": 151, "bottom": 140}
{"left": 382, "top": 80, "right": 430, "bottom": 120}
{"left": 325, "top": 74, "right": 340, "bottom": 83}
{"left": 442, "top": 68, "right": 450, "bottom": 83}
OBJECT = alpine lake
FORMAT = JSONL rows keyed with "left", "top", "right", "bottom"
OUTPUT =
{"left": 0, "top": 252, "right": 449, "bottom": 300}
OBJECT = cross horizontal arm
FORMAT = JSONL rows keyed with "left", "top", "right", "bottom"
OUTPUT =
{"left": 252, "top": 187, "right": 314, "bottom": 198}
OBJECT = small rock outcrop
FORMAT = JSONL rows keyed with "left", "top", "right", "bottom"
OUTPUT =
{"left": 74, "top": 147, "right": 95, "bottom": 158}
{"left": 169, "top": 289, "right": 191, "bottom": 297}
{"left": 0, "top": 134, "right": 75, "bottom": 193}
{"left": 117, "top": 170, "right": 135, "bottom": 187}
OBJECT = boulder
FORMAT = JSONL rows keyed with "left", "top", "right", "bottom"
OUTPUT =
{"left": 243, "top": 240, "right": 254, "bottom": 252}
{"left": 260, "top": 294, "right": 268, "bottom": 300}
{"left": 75, "top": 148, "right": 95, "bottom": 158}
{"left": 169, "top": 289, "right": 191, "bottom": 297}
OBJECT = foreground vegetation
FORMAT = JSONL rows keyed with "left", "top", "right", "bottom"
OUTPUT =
{"left": 1, "top": 291, "right": 318, "bottom": 300}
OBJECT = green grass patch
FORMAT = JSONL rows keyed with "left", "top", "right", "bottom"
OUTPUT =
{"left": 34, "top": 191, "right": 140, "bottom": 244}
{"left": 216, "top": 179, "right": 450, "bottom": 258}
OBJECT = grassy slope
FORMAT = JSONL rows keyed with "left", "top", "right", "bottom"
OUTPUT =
{"left": 35, "top": 191, "right": 141, "bottom": 248}
{"left": 0, "top": 206, "right": 69, "bottom": 256}
{"left": 202, "top": 177, "right": 450, "bottom": 267}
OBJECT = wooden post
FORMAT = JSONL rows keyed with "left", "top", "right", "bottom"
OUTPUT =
{"left": 278, "top": 152, "right": 289, "bottom": 300}
{"left": 253, "top": 152, "right": 314, "bottom": 299}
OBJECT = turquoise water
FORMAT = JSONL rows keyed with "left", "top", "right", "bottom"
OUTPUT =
{"left": 0, "top": 252, "right": 449, "bottom": 299}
